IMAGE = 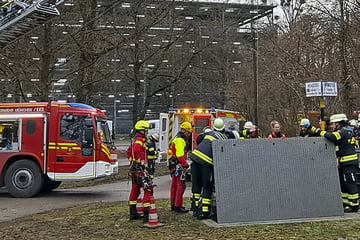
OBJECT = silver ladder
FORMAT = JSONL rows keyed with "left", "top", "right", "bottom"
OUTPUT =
{"left": 0, "top": 0, "right": 64, "bottom": 48}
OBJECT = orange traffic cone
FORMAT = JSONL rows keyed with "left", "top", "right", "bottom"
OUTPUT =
{"left": 136, "top": 198, "right": 144, "bottom": 215}
{"left": 143, "top": 196, "right": 164, "bottom": 228}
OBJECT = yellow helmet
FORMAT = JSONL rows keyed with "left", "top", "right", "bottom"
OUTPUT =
{"left": 134, "top": 120, "right": 150, "bottom": 131}
{"left": 180, "top": 121, "right": 193, "bottom": 133}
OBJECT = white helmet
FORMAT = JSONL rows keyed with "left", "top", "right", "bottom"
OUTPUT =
{"left": 204, "top": 128, "right": 212, "bottom": 133}
{"left": 349, "top": 119, "right": 358, "bottom": 127}
{"left": 213, "top": 118, "right": 225, "bottom": 131}
{"left": 329, "top": 114, "right": 348, "bottom": 123}
{"left": 300, "top": 118, "right": 310, "bottom": 126}
{"left": 151, "top": 133, "right": 159, "bottom": 141}
{"left": 243, "top": 121, "right": 254, "bottom": 130}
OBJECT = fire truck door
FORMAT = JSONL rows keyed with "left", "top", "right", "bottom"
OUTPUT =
{"left": 21, "top": 117, "right": 46, "bottom": 169}
{"left": 158, "top": 113, "right": 169, "bottom": 161}
{"left": 193, "top": 115, "right": 211, "bottom": 149}
{"left": 54, "top": 114, "right": 95, "bottom": 180}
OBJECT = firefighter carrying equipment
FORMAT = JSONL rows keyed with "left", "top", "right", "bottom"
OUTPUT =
{"left": 135, "top": 120, "right": 150, "bottom": 131}
{"left": 180, "top": 121, "right": 193, "bottom": 133}
{"left": 330, "top": 114, "right": 348, "bottom": 123}
{"left": 213, "top": 118, "right": 225, "bottom": 131}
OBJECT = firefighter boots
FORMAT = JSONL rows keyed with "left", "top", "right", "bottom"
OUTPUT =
{"left": 174, "top": 206, "right": 189, "bottom": 213}
{"left": 129, "top": 205, "right": 143, "bottom": 220}
{"left": 143, "top": 209, "right": 149, "bottom": 223}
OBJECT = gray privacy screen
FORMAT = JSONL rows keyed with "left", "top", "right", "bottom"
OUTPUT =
{"left": 213, "top": 137, "right": 344, "bottom": 224}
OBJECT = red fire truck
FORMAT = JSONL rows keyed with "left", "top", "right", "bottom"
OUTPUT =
{"left": 0, "top": 101, "right": 118, "bottom": 198}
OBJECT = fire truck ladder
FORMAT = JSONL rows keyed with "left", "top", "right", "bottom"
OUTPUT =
{"left": 0, "top": 0, "right": 64, "bottom": 48}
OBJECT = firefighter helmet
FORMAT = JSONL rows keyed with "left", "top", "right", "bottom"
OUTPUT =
{"left": 349, "top": 119, "right": 358, "bottom": 127}
{"left": 134, "top": 120, "right": 150, "bottom": 130}
{"left": 204, "top": 127, "right": 212, "bottom": 133}
{"left": 180, "top": 121, "right": 193, "bottom": 133}
{"left": 243, "top": 121, "right": 254, "bottom": 130}
{"left": 300, "top": 118, "right": 310, "bottom": 126}
{"left": 151, "top": 133, "right": 160, "bottom": 141}
{"left": 213, "top": 118, "right": 225, "bottom": 131}
{"left": 329, "top": 114, "right": 348, "bottom": 123}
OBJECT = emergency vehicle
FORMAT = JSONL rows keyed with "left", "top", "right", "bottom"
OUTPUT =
{"left": 0, "top": 101, "right": 118, "bottom": 198}
{"left": 158, "top": 107, "right": 244, "bottom": 161}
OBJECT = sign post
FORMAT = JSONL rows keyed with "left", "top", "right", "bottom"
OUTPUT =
{"left": 306, "top": 82, "right": 338, "bottom": 130}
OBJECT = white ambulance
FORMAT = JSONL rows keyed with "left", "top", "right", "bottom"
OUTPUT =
{"left": 158, "top": 107, "right": 245, "bottom": 162}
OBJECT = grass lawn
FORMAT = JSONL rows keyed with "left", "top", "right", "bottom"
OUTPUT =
{"left": 1, "top": 199, "right": 360, "bottom": 240}
{"left": 2, "top": 158, "right": 360, "bottom": 239}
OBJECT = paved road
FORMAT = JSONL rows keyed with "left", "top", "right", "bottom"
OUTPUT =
{"left": 0, "top": 175, "right": 191, "bottom": 223}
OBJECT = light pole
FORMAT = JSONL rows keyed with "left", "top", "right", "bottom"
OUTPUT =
{"left": 251, "top": 1, "right": 259, "bottom": 126}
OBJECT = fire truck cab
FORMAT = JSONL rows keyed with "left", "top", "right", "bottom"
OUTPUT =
{"left": 0, "top": 102, "right": 118, "bottom": 198}
{"left": 158, "top": 107, "right": 244, "bottom": 161}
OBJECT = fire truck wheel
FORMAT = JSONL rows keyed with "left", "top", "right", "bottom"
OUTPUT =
{"left": 42, "top": 176, "right": 62, "bottom": 193}
{"left": 4, "top": 159, "right": 44, "bottom": 198}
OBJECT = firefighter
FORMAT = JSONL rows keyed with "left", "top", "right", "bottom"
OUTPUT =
{"left": 307, "top": 114, "right": 360, "bottom": 212}
{"left": 127, "top": 120, "right": 154, "bottom": 221}
{"left": 169, "top": 121, "right": 192, "bottom": 213}
{"left": 299, "top": 118, "right": 316, "bottom": 137}
{"left": 242, "top": 121, "right": 259, "bottom": 138}
{"left": 196, "top": 127, "right": 211, "bottom": 145}
{"left": 189, "top": 118, "right": 227, "bottom": 219}
{"left": 348, "top": 119, "right": 360, "bottom": 140}
{"left": 268, "top": 120, "right": 286, "bottom": 138}
{"left": 146, "top": 133, "right": 159, "bottom": 177}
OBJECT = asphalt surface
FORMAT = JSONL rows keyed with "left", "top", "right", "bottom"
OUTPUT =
{"left": 0, "top": 174, "right": 191, "bottom": 223}
{"left": 0, "top": 139, "right": 193, "bottom": 223}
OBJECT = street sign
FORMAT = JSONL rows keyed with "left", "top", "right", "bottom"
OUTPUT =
{"left": 306, "top": 82, "right": 322, "bottom": 97}
{"left": 322, "top": 82, "right": 337, "bottom": 96}
{"left": 305, "top": 82, "right": 337, "bottom": 97}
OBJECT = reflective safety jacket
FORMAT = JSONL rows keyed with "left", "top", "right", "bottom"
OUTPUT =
{"left": 190, "top": 131, "right": 227, "bottom": 166}
{"left": 146, "top": 137, "right": 158, "bottom": 160}
{"left": 169, "top": 132, "right": 189, "bottom": 168}
{"left": 268, "top": 132, "right": 286, "bottom": 138}
{"left": 318, "top": 127, "right": 358, "bottom": 167}
{"left": 127, "top": 133, "right": 147, "bottom": 166}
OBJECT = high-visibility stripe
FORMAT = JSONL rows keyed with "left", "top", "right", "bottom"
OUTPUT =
{"left": 348, "top": 193, "right": 359, "bottom": 200}
{"left": 129, "top": 201, "right": 137, "bottom": 205}
{"left": 58, "top": 143, "right": 78, "bottom": 146}
{"left": 192, "top": 150, "right": 213, "bottom": 165}
{"left": 340, "top": 154, "right": 358, "bottom": 162}
{"left": 202, "top": 206, "right": 209, "bottom": 212}
{"left": 333, "top": 132, "right": 341, "bottom": 140}
{"left": 204, "top": 135, "right": 216, "bottom": 141}
{"left": 102, "top": 148, "right": 111, "bottom": 159}
{"left": 202, "top": 198, "right": 211, "bottom": 204}
{"left": 169, "top": 114, "right": 174, "bottom": 150}
{"left": 320, "top": 131, "right": 326, "bottom": 137}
